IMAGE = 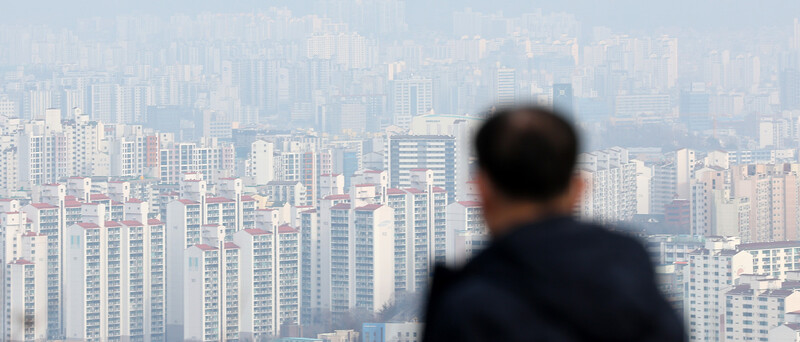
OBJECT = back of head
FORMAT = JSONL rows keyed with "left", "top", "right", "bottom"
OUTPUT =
{"left": 475, "top": 106, "right": 578, "bottom": 202}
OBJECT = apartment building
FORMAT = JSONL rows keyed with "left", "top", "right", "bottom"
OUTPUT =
{"left": 577, "top": 147, "right": 638, "bottom": 222}
{"left": 686, "top": 237, "right": 754, "bottom": 341}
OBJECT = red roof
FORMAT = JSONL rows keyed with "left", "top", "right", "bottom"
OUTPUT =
{"left": 387, "top": 188, "right": 405, "bottom": 195}
{"left": 241, "top": 195, "right": 256, "bottom": 201}
{"left": 126, "top": 198, "right": 143, "bottom": 203}
{"left": 77, "top": 222, "right": 100, "bottom": 229}
{"left": 194, "top": 244, "right": 218, "bottom": 251}
{"left": 65, "top": 195, "right": 77, "bottom": 201}
{"left": 22, "top": 231, "right": 43, "bottom": 237}
{"left": 0, "top": 199, "right": 13, "bottom": 202}
{"left": 403, "top": 188, "right": 424, "bottom": 194}
{"left": 355, "top": 183, "right": 374, "bottom": 187}
{"left": 9, "top": 259, "right": 33, "bottom": 265}
{"left": 148, "top": 218, "right": 164, "bottom": 225}
{"left": 331, "top": 203, "right": 351, "bottom": 210}
{"left": 278, "top": 224, "right": 298, "bottom": 233}
{"left": 90, "top": 194, "right": 111, "bottom": 200}
{"left": 177, "top": 199, "right": 199, "bottom": 205}
{"left": 224, "top": 242, "right": 239, "bottom": 249}
{"left": 432, "top": 187, "right": 447, "bottom": 193}
{"left": 355, "top": 204, "right": 382, "bottom": 211}
{"left": 324, "top": 194, "right": 350, "bottom": 200}
{"left": 206, "top": 197, "right": 234, "bottom": 203}
{"left": 104, "top": 221, "right": 121, "bottom": 227}
{"left": 242, "top": 228, "right": 271, "bottom": 236}
{"left": 29, "top": 203, "right": 57, "bottom": 209}
{"left": 120, "top": 220, "right": 143, "bottom": 226}
{"left": 301, "top": 209, "right": 317, "bottom": 214}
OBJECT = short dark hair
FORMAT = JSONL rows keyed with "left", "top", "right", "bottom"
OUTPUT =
{"left": 475, "top": 106, "right": 579, "bottom": 201}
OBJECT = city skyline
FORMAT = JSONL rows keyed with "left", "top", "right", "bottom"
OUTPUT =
{"left": 3, "top": 1, "right": 800, "bottom": 341}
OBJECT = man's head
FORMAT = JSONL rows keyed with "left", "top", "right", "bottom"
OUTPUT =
{"left": 475, "top": 106, "right": 582, "bottom": 236}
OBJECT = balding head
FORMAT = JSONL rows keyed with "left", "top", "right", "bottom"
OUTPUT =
{"left": 475, "top": 106, "right": 579, "bottom": 202}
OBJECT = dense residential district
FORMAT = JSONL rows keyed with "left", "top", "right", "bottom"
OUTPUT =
{"left": 4, "top": 2, "right": 800, "bottom": 342}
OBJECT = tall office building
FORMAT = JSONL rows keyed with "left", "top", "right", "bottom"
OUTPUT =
{"left": 495, "top": 68, "right": 516, "bottom": 107}
{"left": 680, "top": 83, "right": 711, "bottom": 130}
{"left": 780, "top": 69, "right": 800, "bottom": 110}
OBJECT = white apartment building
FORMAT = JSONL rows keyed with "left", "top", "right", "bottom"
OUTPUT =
{"left": 245, "top": 139, "right": 275, "bottom": 186}
{"left": 384, "top": 170, "right": 448, "bottom": 293}
{"left": 166, "top": 176, "right": 256, "bottom": 340}
{"left": 233, "top": 228, "right": 275, "bottom": 338}
{"left": 724, "top": 274, "right": 800, "bottom": 342}
{"left": 63, "top": 214, "right": 167, "bottom": 341}
{"left": 686, "top": 237, "right": 754, "bottom": 342}
{"left": 577, "top": 147, "right": 638, "bottom": 223}
{"left": 5, "top": 258, "right": 47, "bottom": 342}
{"left": 739, "top": 241, "right": 800, "bottom": 279}
{"left": 3, "top": 231, "right": 47, "bottom": 342}
{"left": 446, "top": 201, "right": 488, "bottom": 267}
{"left": 318, "top": 201, "right": 394, "bottom": 318}
{"left": 158, "top": 138, "right": 235, "bottom": 184}
{"left": 21, "top": 202, "right": 62, "bottom": 338}
{"left": 266, "top": 181, "right": 307, "bottom": 207}
{"left": 166, "top": 198, "right": 203, "bottom": 340}
{"left": 646, "top": 235, "right": 705, "bottom": 265}
{"left": 298, "top": 208, "right": 318, "bottom": 325}
{"left": 183, "top": 242, "right": 240, "bottom": 342}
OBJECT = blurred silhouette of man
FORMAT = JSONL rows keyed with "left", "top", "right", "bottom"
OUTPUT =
{"left": 423, "top": 107, "right": 685, "bottom": 341}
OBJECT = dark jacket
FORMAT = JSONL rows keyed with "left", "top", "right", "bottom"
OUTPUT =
{"left": 423, "top": 216, "right": 685, "bottom": 342}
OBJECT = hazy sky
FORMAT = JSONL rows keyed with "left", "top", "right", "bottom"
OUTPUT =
{"left": 3, "top": 0, "right": 800, "bottom": 32}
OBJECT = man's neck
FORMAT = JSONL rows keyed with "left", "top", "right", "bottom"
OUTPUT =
{"left": 487, "top": 202, "right": 570, "bottom": 237}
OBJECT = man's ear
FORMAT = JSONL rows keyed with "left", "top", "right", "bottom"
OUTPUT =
{"left": 564, "top": 174, "right": 586, "bottom": 210}
{"left": 476, "top": 170, "right": 493, "bottom": 207}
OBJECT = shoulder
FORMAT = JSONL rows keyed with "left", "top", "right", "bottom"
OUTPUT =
{"left": 510, "top": 218, "right": 650, "bottom": 262}
{"left": 425, "top": 276, "right": 539, "bottom": 341}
